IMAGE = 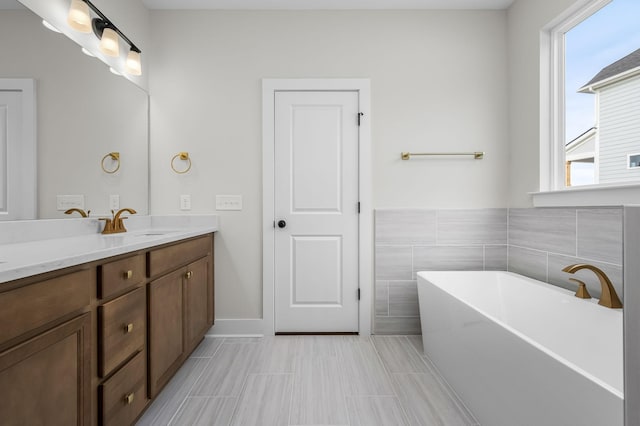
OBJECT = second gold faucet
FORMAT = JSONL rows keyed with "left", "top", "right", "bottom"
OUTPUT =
{"left": 100, "top": 208, "right": 137, "bottom": 234}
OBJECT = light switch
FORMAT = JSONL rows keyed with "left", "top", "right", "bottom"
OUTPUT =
{"left": 56, "top": 195, "right": 85, "bottom": 211}
{"left": 180, "top": 194, "right": 191, "bottom": 211}
{"left": 216, "top": 195, "right": 242, "bottom": 211}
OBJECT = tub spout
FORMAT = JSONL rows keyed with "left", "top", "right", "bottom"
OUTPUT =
{"left": 562, "top": 263, "right": 622, "bottom": 309}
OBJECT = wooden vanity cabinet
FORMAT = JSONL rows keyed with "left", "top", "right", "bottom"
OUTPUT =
{"left": 0, "top": 232, "right": 214, "bottom": 426}
{"left": 148, "top": 235, "right": 214, "bottom": 398}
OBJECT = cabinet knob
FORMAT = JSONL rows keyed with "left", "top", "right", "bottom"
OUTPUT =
{"left": 124, "top": 392, "right": 134, "bottom": 405}
{"left": 123, "top": 270, "right": 133, "bottom": 280}
{"left": 185, "top": 271, "right": 193, "bottom": 280}
{"left": 124, "top": 323, "right": 134, "bottom": 333}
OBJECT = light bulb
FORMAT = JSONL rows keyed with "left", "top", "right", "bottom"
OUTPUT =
{"left": 67, "top": 0, "right": 91, "bottom": 33}
{"left": 99, "top": 27, "right": 119, "bottom": 57}
{"left": 125, "top": 50, "right": 142, "bottom": 76}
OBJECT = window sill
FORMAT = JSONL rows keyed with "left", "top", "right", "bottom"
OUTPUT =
{"left": 530, "top": 183, "right": 640, "bottom": 207}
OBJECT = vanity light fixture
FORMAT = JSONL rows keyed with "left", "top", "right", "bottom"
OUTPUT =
{"left": 67, "top": 0, "right": 143, "bottom": 76}
{"left": 67, "top": 0, "right": 91, "bottom": 33}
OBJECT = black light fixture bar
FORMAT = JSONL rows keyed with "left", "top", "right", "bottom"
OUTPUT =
{"left": 83, "top": 0, "right": 141, "bottom": 53}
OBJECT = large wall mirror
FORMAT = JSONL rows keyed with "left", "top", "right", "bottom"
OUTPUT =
{"left": 0, "top": 0, "right": 148, "bottom": 219}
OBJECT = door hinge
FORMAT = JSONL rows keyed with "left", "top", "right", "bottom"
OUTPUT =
{"left": 357, "top": 202, "right": 361, "bottom": 214}
{"left": 273, "top": 220, "right": 276, "bottom": 228}
{"left": 357, "top": 288, "right": 361, "bottom": 300}
{"left": 357, "top": 112, "right": 364, "bottom": 126}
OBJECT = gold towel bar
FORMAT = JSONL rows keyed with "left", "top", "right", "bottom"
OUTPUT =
{"left": 401, "top": 151, "right": 484, "bottom": 160}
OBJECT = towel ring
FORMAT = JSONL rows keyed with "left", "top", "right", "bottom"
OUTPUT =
{"left": 171, "top": 152, "right": 192, "bottom": 174}
{"left": 101, "top": 152, "right": 121, "bottom": 174}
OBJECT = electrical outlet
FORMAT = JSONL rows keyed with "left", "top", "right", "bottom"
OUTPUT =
{"left": 109, "top": 194, "right": 120, "bottom": 210}
{"left": 180, "top": 194, "right": 191, "bottom": 211}
{"left": 56, "top": 195, "right": 85, "bottom": 211}
{"left": 216, "top": 195, "right": 242, "bottom": 211}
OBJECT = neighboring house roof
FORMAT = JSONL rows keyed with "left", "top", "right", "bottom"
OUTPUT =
{"left": 565, "top": 127, "right": 596, "bottom": 161}
{"left": 579, "top": 48, "right": 640, "bottom": 93}
{"left": 566, "top": 126, "right": 597, "bottom": 148}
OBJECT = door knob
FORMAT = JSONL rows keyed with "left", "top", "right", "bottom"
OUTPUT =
{"left": 277, "top": 220, "right": 287, "bottom": 229}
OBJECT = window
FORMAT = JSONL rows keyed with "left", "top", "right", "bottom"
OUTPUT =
{"left": 540, "top": 0, "right": 640, "bottom": 203}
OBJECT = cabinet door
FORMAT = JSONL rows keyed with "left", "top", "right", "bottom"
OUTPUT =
{"left": 148, "top": 268, "right": 184, "bottom": 398}
{"left": 185, "top": 257, "right": 210, "bottom": 351}
{"left": 0, "top": 314, "right": 91, "bottom": 426}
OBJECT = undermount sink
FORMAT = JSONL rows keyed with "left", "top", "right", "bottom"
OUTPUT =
{"left": 132, "top": 230, "right": 179, "bottom": 237}
{"left": 99, "top": 229, "right": 180, "bottom": 238}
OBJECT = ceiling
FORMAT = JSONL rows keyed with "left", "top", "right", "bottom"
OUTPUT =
{"left": 141, "top": 0, "right": 515, "bottom": 10}
{"left": 0, "top": 0, "right": 514, "bottom": 11}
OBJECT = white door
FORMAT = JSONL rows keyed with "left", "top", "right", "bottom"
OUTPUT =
{"left": 0, "top": 80, "right": 36, "bottom": 220}
{"left": 274, "top": 91, "right": 360, "bottom": 333}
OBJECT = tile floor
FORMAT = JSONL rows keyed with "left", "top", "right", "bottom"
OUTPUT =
{"left": 136, "top": 335, "right": 478, "bottom": 426}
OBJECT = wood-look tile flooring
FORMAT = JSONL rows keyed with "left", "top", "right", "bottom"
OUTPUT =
{"left": 136, "top": 335, "right": 478, "bottom": 426}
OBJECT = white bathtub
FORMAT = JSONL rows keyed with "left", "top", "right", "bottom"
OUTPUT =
{"left": 417, "top": 271, "right": 623, "bottom": 426}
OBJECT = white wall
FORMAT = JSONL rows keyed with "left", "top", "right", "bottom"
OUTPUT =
{"left": 0, "top": 10, "right": 149, "bottom": 218}
{"left": 506, "top": 0, "right": 576, "bottom": 207}
{"left": 149, "top": 10, "right": 509, "bottom": 319}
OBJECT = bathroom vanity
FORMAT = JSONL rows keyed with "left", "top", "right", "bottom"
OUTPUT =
{"left": 0, "top": 216, "right": 217, "bottom": 426}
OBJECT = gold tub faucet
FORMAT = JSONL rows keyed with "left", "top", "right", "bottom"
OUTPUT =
{"left": 562, "top": 263, "right": 623, "bottom": 309}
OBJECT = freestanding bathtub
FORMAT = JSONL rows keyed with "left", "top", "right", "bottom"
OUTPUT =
{"left": 417, "top": 271, "right": 623, "bottom": 426}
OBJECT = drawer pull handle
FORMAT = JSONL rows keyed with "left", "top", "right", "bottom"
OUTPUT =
{"left": 123, "top": 270, "right": 133, "bottom": 279}
{"left": 124, "top": 323, "right": 134, "bottom": 333}
{"left": 124, "top": 392, "right": 134, "bottom": 405}
{"left": 185, "top": 271, "right": 193, "bottom": 280}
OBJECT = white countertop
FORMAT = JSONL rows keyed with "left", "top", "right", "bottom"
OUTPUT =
{"left": 0, "top": 215, "right": 218, "bottom": 284}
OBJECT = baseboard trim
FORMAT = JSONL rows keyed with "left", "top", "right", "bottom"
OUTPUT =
{"left": 205, "top": 319, "right": 265, "bottom": 336}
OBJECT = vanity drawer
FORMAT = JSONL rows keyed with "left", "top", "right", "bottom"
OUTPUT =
{"left": 99, "top": 254, "right": 145, "bottom": 299}
{"left": 0, "top": 269, "right": 92, "bottom": 346}
{"left": 99, "top": 287, "right": 145, "bottom": 377}
{"left": 148, "top": 235, "right": 212, "bottom": 277}
{"left": 100, "top": 350, "right": 147, "bottom": 426}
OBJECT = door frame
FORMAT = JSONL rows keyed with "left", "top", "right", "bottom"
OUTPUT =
{"left": 262, "top": 78, "right": 372, "bottom": 336}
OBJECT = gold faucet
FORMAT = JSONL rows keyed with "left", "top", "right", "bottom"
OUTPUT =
{"left": 64, "top": 208, "right": 90, "bottom": 218}
{"left": 562, "top": 264, "right": 623, "bottom": 308}
{"left": 99, "top": 208, "right": 137, "bottom": 234}
{"left": 113, "top": 208, "right": 137, "bottom": 232}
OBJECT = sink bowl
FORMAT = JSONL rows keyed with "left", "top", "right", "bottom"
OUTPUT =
{"left": 132, "top": 230, "right": 179, "bottom": 237}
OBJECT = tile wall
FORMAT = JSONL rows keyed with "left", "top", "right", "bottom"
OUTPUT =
{"left": 508, "top": 207, "right": 623, "bottom": 300}
{"left": 374, "top": 207, "right": 624, "bottom": 335}
{"left": 375, "top": 209, "right": 508, "bottom": 334}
